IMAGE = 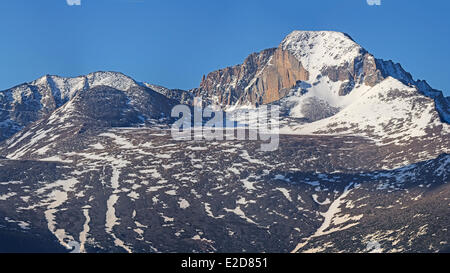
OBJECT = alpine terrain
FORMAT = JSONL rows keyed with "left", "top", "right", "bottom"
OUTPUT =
{"left": 0, "top": 31, "right": 449, "bottom": 253}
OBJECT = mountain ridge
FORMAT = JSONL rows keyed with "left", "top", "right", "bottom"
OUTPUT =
{"left": 192, "top": 30, "right": 450, "bottom": 124}
{"left": 0, "top": 30, "right": 449, "bottom": 253}
{"left": 1, "top": 30, "right": 449, "bottom": 145}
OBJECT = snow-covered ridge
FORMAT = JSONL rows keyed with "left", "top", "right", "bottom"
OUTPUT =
{"left": 281, "top": 30, "right": 364, "bottom": 80}
{"left": 1, "top": 71, "right": 141, "bottom": 109}
{"left": 203, "top": 30, "right": 429, "bottom": 119}
{"left": 1, "top": 31, "right": 449, "bottom": 146}
{"left": 32, "top": 71, "right": 139, "bottom": 102}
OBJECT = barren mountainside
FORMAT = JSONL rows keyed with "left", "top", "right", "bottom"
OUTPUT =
{"left": 0, "top": 30, "right": 449, "bottom": 253}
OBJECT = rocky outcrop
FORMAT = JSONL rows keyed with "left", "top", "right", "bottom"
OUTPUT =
{"left": 320, "top": 52, "right": 416, "bottom": 96}
{"left": 194, "top": 48, "right": 276, "bottom": 105}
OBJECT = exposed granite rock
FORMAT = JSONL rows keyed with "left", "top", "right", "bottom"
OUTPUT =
{"left": 142, "top": 83, "right": 194, "bottom": 105}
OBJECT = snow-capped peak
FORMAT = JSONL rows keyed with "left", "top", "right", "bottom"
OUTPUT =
{"left": 281, "top": 30, "right": 364, "bottom": 80}
{"left": 85, "top": 71, "right": 138, "bottom": 91}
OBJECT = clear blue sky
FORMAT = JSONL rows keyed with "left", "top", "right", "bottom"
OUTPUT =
{"left": 0, "top": 0, "right": 449, "bottom": 96}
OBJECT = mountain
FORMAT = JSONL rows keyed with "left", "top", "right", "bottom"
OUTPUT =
{"left": 0, "top": 71, "right": 191, "bottom": 143}
{"left": 141, "top": 83, "right": 194, "bottom": 105}
{"left": 0, "top": 30, "right": 449, "bottom": 253}
{"left": 194, "top": 31, "right": 450, "bottom": 124}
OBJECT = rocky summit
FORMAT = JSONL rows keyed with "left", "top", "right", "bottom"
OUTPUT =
{"left": 0, "top": 30, "right": 449, "bottom": 253}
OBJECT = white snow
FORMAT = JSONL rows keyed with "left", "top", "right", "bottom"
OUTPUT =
{"left": 204, "top": 203, "right": 225, "bottom": 219}
{"left": 178, "top": 198, "right": 190, "bottom": 209}
{"left": 240, "top": 150, "right": 266, "bottom": 165}
{"left": 312, "top": 194, "right": 331, "bottom": 205}
{"left": 275, "top": 188, "right": 292, "bottom": 202}
{"left": 90, "top": 143, "right": 105, "bottom": 150}
{"left": 0, "top": 192, "right": 17, "bottom": 200}
{"left": 292, "top": 183, "right": 363, "bottom": 253}
{"left": 281, "top": 31, "right": 363, "bottom": 80}
{"left": 37, "top": 178, "right": 79, "bottom": 250}
{"left": 99, "top": 132, "right": 135, "bottom": 149}
{"left": 165, "top": 190, "right": 177, "bottom": 196}
{"left": 279, "top": 76, "right": 372, "bottom": 119}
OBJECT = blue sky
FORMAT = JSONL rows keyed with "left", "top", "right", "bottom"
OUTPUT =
{"left": 0, "top": 0, "right": 449, "bottom": 96}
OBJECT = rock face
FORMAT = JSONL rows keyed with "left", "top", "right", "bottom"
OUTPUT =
{"left": 142, "top": 83, "right": 193, "bottom": 105}
{"left": 255, "top": 48, "right": 309, "bottom": 103}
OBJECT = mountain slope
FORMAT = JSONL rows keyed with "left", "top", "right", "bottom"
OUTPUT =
{"left": 0, "top": 72, "right": 192, "bottom": 143}
{"left": 283, "top": 77, "right": 450, "bottom": 139}
{"left": 0, "top": 72, "right": 137, "bottom": 141}
{"left": 0, "top": 129, "right": 448, "bottom": 253}
{"left": 0, "top": 30, "right": 449, "bottom": 253}
{"left": 1, "top": 85, "right": 178, "bottom": 160}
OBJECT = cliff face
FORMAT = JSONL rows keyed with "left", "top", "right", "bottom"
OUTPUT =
{"left": 254, "top": 47, "right": 309, "bottom": 104}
